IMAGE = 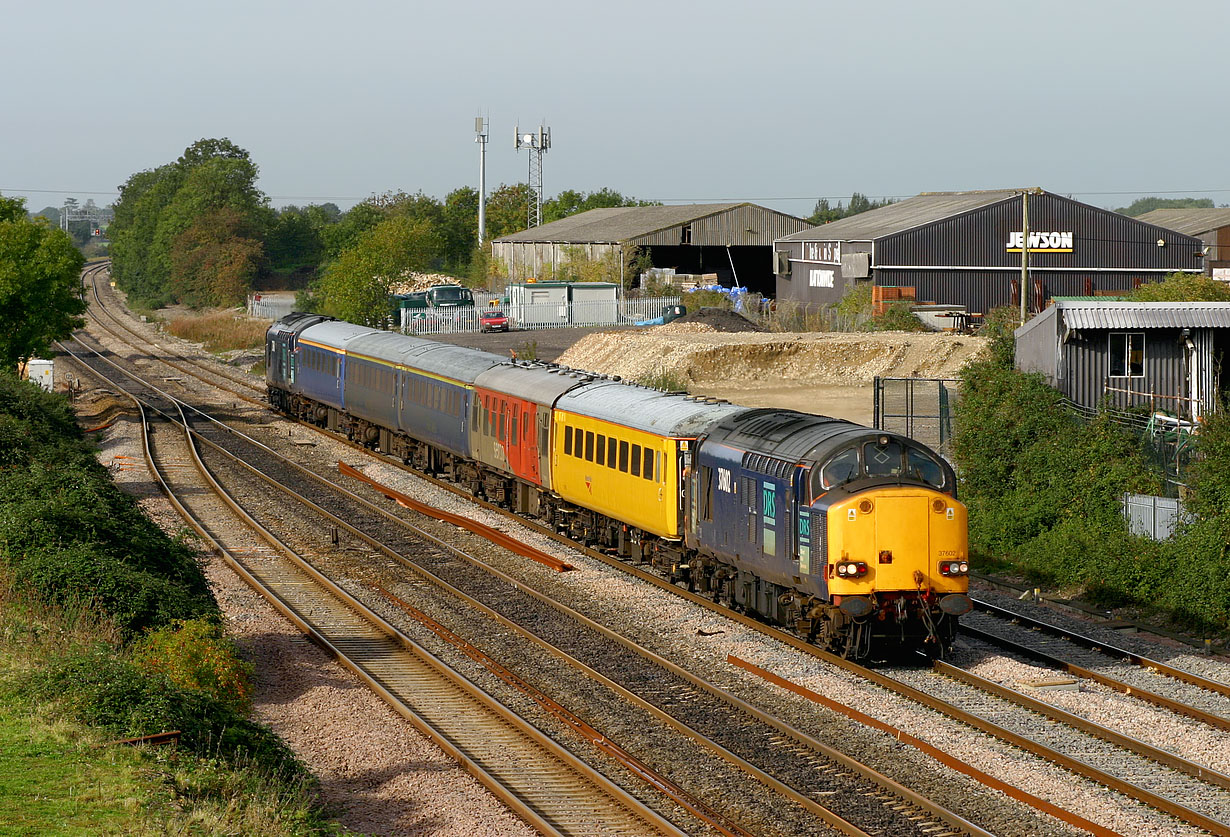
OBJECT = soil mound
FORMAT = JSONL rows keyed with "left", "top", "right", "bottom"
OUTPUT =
{"left": 670, "top": 307, "right": 764, "bottom": 333}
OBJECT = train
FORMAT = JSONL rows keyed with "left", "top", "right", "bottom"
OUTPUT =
{"left": 266, "top": 312, "right": 972, "bottom": 659}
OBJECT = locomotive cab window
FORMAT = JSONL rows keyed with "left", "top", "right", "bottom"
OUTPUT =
{"left": 1109, "top": 332, "right": 1144, "bottom": 378}
{"left": 905, "top": 447, "right": 945, "bottom": 489}
{"left": 864, "top": 440, "right": 904, "bottom": 478}
{"left": 818, "top": 447, "right": 861, "bottom": 491}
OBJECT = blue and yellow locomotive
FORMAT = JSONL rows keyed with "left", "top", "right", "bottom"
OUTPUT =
{"left": 266, "top": 314, "right": 971, "bottom": 659}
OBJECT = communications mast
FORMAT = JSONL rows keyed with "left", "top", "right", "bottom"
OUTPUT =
{"left": 515, "top": 123, "right": 551, "bottom": 228}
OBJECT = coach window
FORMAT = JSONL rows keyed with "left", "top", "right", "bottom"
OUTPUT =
{"left": 563, "top": 425, "right": 573, "bottom": 455}
{"left": 584, "top": 431, "right": 594, "bottom": 462}
{"left": 608, "top": 437, "right": 617, "bottom": 468}
{"left": 510, "top": 413, "right": 518, "bottom": 447}
{"left": 642, "top": 447, "right": 654, "bottom": 481}
{"left": 573, "top": 427, "right": 584, "bottom": 458}
{"left": 631, "top": 444, "right": 642, "bottom": 477}
{"left": 498, "top": 411, "right": 505, "bottom": 442}
{"left": 619, "top": 440, "right": 630, "bottom": 472}
{"left": 596, "top": 434, "right": 606, "bottom": 466}
{"left": 1109, "top": 332, "right": 1144, "bottom": 377}
{"left": 472, "top": 402, "right": 480, "bottom": 432}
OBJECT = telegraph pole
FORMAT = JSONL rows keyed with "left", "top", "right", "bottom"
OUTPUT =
{"left": 475, "top": 116, "right": 488, "bottom": 245}
{"left": 1020, "top": 189, "right": 1030, "bottom": 325}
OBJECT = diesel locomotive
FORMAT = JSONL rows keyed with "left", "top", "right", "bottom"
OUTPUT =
{"left": 266, "top": 313, "right": 971, "bottom": 658}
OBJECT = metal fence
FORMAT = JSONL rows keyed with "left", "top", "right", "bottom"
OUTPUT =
{"left": 1123, "top": 493, "right": 1184, "bottom": 541}
{"left": 399, "top": 296, "right": 681, "bottom": 335}
{"left": 873, "top": 377, "right": 960, "bottom": 458}
{"left": 249, "top": 296, "right": 296, "bottom": 320}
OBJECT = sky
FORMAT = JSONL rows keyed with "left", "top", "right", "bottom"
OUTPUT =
{"left": 4, "top": 0, "right": 1227, "bottom": 219}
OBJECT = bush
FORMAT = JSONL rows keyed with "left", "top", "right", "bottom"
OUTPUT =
{"left": 681, "top": 288, "right": 733, "bottom": 310}
{"left": 1126, "top": 272, "right": 1230, "bottom": 302}
{"left": 24, "top": 648, "right": 303, "bottom": 779}
{"left": 131, "top": 619, "right": 253, "bottom": 714}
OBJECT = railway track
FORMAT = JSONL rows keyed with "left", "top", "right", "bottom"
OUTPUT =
{"left": 61, "top": 332, "right": 687, "bottom": 837}
{"left": 73, "top": 272, "right": 1000, "bottom": 835}
{"left": 75, "top": 263, "right": 1230, "bottom": 835}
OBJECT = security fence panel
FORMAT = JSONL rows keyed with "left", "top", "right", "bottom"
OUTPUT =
{"left": 248, "top": 296, "right": 296, "bottom": 320}
{"left": 873, "top": 377, "right": 960, "bottom": 459}
{"left": 1123, "top": 493, "right": 1183, "bottom": 541}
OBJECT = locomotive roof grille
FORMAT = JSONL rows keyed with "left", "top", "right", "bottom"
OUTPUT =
{"left": 743, "top": 452, "right": 795, "bottom": 479}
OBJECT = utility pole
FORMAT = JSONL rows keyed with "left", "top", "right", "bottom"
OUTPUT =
{"left": 1020, "top": 189, "right": 1030, "bottom": 325}
{"left": 475, "top": 116, "right": 488, "bottom": 245}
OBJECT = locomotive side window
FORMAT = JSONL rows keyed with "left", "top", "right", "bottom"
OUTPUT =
{"left": 905, "top": 448, "right": 945, "bottom": 488}
{"left": 699, "top": 465, "right": 714, "bottom": 521}
{"left": 864, "top": 440, "right": 904, "bottom": 477}
{"left": 819, "top": 448, "right": 861, "bottom": 490}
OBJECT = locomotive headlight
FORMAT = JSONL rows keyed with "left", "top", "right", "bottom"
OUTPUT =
{"left": 836, "top": 564, "right": 849, "bottom": 576}
{"left": 959, "top": 561, "right": 969, "bottom": 573}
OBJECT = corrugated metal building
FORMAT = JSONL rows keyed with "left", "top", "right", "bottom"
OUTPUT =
{"left": 1135, "top": 208, "right": 1230, "bottom": 280}
{"left": 492, "top": 203, "right": 811, "bottom": 296}
{"left": 774, "top": 189, "right": 1205, "bottom": 315}
{"left": 1015, "top": 301, "right": 1230, "bottom": 419}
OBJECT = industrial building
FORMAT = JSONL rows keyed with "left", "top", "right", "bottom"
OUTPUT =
{"left": 492, "top": 203, "right": 811, "bottom": 296}
{"left": 774, "top": 189, "right": 1205, "bottom": 315}
{"left": 1014, "top": 300, "right": 1230, "bottom": 420}
{"left": 1135, "top": 208, "right": 1230, "bottom": 280}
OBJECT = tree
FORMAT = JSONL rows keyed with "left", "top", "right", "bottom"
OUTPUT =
{"left": 1115, "top": 196, "right": 1215, "bottom": 217}
{"left": 542, "top": 187, "right": 659, "bottom": 224}
{"left": 441, "top": 187, "right": 479, "bottom": 273}
{"left": 108, "top": 138, "right": 269, "bottom": 308}
{"left": 169, "top": 208, "right": 265, "bottom": 307}
{"left": 314, "top": 214, "right": 443, "bottom": 325}
{"left": 484, "top": 183, "right": 534, "bottom": 239}
{"left": 1125, "top": 272, "right": 1230, "bottom": 302}
{"left": 808, "top": 192, "right": 895, "bottom": 225}
{"left": 0, "top": 196, "right": 87, "bottom": 367}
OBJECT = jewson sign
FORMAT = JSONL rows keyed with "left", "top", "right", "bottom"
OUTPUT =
{"left": 1005, "top": 231, "right": 1074, "bottom": 252}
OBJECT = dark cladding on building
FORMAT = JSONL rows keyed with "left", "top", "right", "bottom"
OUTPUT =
{"left": 773, "top": 189, "right": 1205, "bottom": 315}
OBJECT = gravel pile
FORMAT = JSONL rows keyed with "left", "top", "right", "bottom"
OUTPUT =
{"left": 556, "top": 330, "right": 984, "bottom": 388}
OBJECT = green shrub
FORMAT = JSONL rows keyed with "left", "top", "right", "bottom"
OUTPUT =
{"left": 1126, "top": 272, "right": 1230, "bottom": 302}
{"left": 25, "top": 648, "right": 303, "bottom": 779}
{"left": 863, "top": 302, "right": 928, "bottom": 332}
{"left": 132, "top": 619, "right": 253, "bottom": 714}
{"left": 637, "top": 370, "right": 690, "bottom": 393}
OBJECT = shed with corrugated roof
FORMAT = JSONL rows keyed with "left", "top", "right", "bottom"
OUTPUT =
{"left": 1014, "top": 300, "right": 1230, "bottom": 419}
{"left": 492, "top": 203, "right": 811, "bottom": 296}
{"left": 774, "top": 189, "right": 1204, "bottom": 315}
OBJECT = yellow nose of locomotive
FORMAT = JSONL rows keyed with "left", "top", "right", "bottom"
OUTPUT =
{"left": 826, "top": 488, "right": 969, "bottom": 595}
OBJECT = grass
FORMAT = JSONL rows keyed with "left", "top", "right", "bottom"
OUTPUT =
{"left": 164, "top": 310, "right": 269, "bottom": 354}
{"left": 0, "top": 584, "right": 342, "bottom": 836}
{"left": 637, "top": 369, "right": 690, "bottom": 393}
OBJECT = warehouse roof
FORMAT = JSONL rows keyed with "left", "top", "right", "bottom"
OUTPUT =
{"left": 494, "top": 203, "right": 749, "bottom": 243}
{"left": 1017, "top": 300, "right": 1230, "bottom": 340}
{"left": 778, "top": 189, "right": 1023, "bottom": 242}
{"left": 1134, "top": 208, "right": 1230, "bottom": 236}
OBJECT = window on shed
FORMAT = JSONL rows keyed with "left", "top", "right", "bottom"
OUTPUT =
{"left": 596, "top": 434, "right": 606, "bottom": 466}
{"left": 619, "top": 440, "right": 630, "bottom": 472}
{"left": 631, "top": 444, "right": 642, "bottom": 477}
{"left": 1109, "top": 332, "right": 1145, "bottom": 378}
{"left": 642, "top": 447, "right": 654, "bottom": 481}
{"left": 584, "top": 431, "right": 594, "bottom": 462}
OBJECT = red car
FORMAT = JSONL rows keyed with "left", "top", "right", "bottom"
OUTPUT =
{"left": 480, "top": 309, "right": 509, "bottom": 333}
